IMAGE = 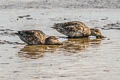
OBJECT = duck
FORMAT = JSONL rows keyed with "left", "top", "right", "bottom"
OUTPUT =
{"left": 16, "top": 30, "right": 62, "bottom": 45}
{"left": 52, "top": 21, "right": 105, "bottom": 38}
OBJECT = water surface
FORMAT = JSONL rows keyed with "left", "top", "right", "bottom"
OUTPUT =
{"left": 0, "top": 9, "right": 120, "bottom": 80}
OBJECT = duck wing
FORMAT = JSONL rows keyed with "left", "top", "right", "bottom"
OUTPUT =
{"left": 53, "top": 21, "right": 91, "bottom": 38}
{"left": 17, "top": 30, "right": 46, "bottom": 45}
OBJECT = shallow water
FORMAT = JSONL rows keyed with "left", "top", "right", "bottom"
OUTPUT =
{"left": 0, "top": 8, "right": 120, "bottom": 80}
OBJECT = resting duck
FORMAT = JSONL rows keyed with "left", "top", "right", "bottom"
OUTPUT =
{"left": 52, "top": 21, "right": 105, "bottom": 38}
{"left": 16, "top": 30, "right": 62, "bottom": 45}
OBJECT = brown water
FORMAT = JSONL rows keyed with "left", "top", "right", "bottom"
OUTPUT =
{"left": 0, "top": 8, "right": 120, "bottom": 80}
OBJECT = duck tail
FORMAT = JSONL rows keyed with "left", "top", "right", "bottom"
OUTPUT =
{"left": 51, "top": 26, "right": 56, "bottom": 29}
{"left": 14, "top": 31, "right": 24, "bottom": 36}
{"left": 14, "top": 32, "right": 19, "bottom": 35}
{"left": 51, "top": 23, "right": 58, "bottom": 29}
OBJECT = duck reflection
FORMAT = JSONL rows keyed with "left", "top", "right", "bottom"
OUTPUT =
{"left": 61, "top": 38, "right": 102, "bottom": 53}
{"left": 18, "top": 45, "right": 60, "bottom": 59}
{"left": 18, "top": 38, "right": 102, "bottom": 59}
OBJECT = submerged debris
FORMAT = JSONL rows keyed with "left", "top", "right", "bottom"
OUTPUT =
{"left": 18, "top": 15, "right": 31, "bottom": 18}
{"left": 17, "top": 15, "right": 33, "bottom": 20}
{"left": 26, "top": 18, "right": 33, "bottom": 20}
{"left": 101, "top": 17, "right": 108, "bottom": 20}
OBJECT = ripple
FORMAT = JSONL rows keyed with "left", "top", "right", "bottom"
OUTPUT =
{"left": 103, "top": 22, "right": 120, "bottom": 30}
{"left": 18, "top": 45, "right": 60, "bottom": 59}
{"left": 0, "top": 28, "right": 17, "bottom": 36}
{"left": 0, "top": 40, "right": 24, "bottom": 45}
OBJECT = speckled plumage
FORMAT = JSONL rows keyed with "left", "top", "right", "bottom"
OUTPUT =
{"left": 17, "top": 30, "right": 62, "bottom": 45}
{"left": 52, "top": 21, "right": 104, "bottom": 38}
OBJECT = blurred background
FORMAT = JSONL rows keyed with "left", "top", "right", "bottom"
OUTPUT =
{"left": 0, "top": 0, "right": 120, "bottom": 9}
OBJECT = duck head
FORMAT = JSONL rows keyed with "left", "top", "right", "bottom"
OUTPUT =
{"left": 45, "top": 36, "right": 62, "bottom": 45}
{"left": 90, "top": 28, "right": 105, "bottom": 38}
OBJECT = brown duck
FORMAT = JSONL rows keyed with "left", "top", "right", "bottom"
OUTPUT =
{"left": 16, "top": 30, "right": 62, "bottom": 45}
{"left": 52, "top": 21, "right": 105, "bottom": 38}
